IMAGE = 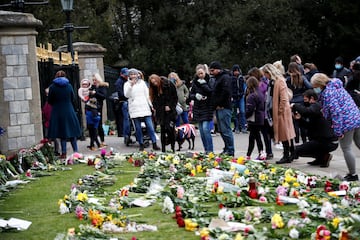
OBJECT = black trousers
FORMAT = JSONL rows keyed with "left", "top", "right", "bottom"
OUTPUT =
{"left": 295, "top": 139, "right": 338, "bottom": 163}
{"left": 247, "top": 125, "right": 264, "bottom": 156}
{"left": 88, "top": 124, "right": 100, "bottom": 148}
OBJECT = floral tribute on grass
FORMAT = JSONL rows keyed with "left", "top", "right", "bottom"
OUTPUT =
{"left": 56, "top": 150, "right": 360, "bottom": 239}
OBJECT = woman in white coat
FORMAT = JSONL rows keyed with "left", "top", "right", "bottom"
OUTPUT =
{"left": 124, "top": 68, "right": 160, "bottom": 151}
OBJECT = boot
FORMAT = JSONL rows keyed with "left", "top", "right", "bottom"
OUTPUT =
{"left": 171, "top": 144, "right": 175, "bottom": 153}
{"left": 139, "top": 144, "right": 144, "bottom": 151}
{"left": 153, "top": 143, "right": 160, "bottom": 151}
{"left": 162, "top": 144, "right": 166, "bottom": 153}
{"left": 276, "top": 143, "right": 292, "bottom": 164}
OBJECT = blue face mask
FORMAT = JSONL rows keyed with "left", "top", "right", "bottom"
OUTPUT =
{"left": 335, "top": 64, "right": 342, "bottom": 70}
{"left": 314, "top": 87, "right": 322, "bottom": 94}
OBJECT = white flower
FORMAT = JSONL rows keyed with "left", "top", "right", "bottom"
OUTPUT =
{"left": 319, "top": 201, "right": 335, "bottom": 219}
{"left": 162, "top": 196, "right": 174, "bottom": 214}
{"left": 289, "top": 228, "right": 299, "bottom": 239}
{"left": 218, "top": 233, "right": 231, "bottom": 240}
{"left": 59, "top": 202, "right": 69, "bottom": 214}
{"left": 218, "top": 208, "right": 234, "bottom": 221}
{"left": 235, "top": 176, "right": 247, "bottom": 187}
{"left": 297, "top": 199, "right": 310, "bottom": 209}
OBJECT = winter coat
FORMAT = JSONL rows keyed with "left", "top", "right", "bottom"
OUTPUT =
{"left": 332, "top": 67, "right": 351, "bottom": 85}
{"left": 231, "top": 74, "right": 245, "bottom": 100}
{"left": 47, "top": 77, "right": 81, "bottom": 139}
{"left": 245, "top": 88, "right": 265, "bottom": 126}
{"left": 272, "top": 77, "right": 296, "bottom": 142}
{"left": 115, "top": 76, "right": 128, "bottom": 102}
{"left": 152, "top": 78, "right": 178, "bottom": 125}
{"left": 42, "top": 100, "right": 52, "bottom": 128}
{"left": 318, "top": 78, "right": 360, "bottom": 137}
{"left": 176, "top": 81, "right": 189, "bottom": 111}
{"left": 293, "top": 102, "right": 337, "bottom": 141}
{"left": 213, "top": 71, "right": 232, "bottom": 110}
{"left": 85, "top": 107, "right": 101, "bottom": 129}
{"left": 124, "top": 79, "right": 152, "bottom": 118}
{"left": 89, "top": 85, "right": 107, "bottom": 111}
{"left": 286, "top": 75, "right": 312, "bottom": 104}
{"left": 189, "top": 73, "right": 214, "bottom": 122}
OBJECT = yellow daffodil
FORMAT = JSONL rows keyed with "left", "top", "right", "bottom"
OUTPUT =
{"left": 57, "top": 199, "right": 64, "bottom": 206}
{"left": 191, "top": 169, "right": 196, "bottom": 176}
{"left": 208, "top": 152, "right": 215, "bottom": 159}
{"left": 184, "top": 219, "right": 198, "bottom": 231}
{"left": 259, "top": 173, "right": 268, "bottom": 181}
{"left": 332, "top": 217, "right": 341, "bottom": 229}
{"left": 63, "top": 195, "right": 69, "bottom": 200}
{"left": 292, "top": 182, "right": 300, "bottom": 187}
{"left": 213, "top": 161, "right": 219, "bottom": 167}
{"left": 217, "top": 186, "right": 224, "bottom": 194}
{"left": 77, "top": 192, "right": 88, "bottom": 202}
{"left": 172, "top": 158, "right": 180, "bottom": 165}
{"left": 237, "top": 156, "right": 245, "bottom": 164}
{"left": 271, "top": 213, "right": 285, "bottom": 228}
{"left": 270, "top": 167, "right": 277, "bottom": 174}
{"left": 184, "top": 162, "right": 193, "bottom": 170}
{"left": 244, "top": 169, "right": 250, "bottom": 175}
{"left": 196, "top": 164, "right": 203, "bottom": 173}
{"left": 235, "top": 233, "right": 244, "bottom": 240}
{"left": 282, "top": 182, "right": 290, "bottom": 188}
{"left": 165, "top": 155, "right": 173, "bottom": 161}
{"left": 200, "top": 227, "right": 210, "bottom": 237}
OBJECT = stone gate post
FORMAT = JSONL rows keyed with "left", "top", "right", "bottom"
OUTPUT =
{"left": 0, "top": 11, "right": 43, "bottom": 153}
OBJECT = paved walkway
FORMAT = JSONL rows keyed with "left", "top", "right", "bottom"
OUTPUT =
{"left": 70, "top": 130, "right": 360, "bottom": 179}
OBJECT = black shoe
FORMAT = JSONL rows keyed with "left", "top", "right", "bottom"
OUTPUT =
{"left": 276, "top": 157, "right": 292, "bottom": 164}
{"left": 139, "top": 144, "right": 144, "bottom": 151}
{"left": 344, "top": 174, "right": 359, "bottom": 181}
{"left": 307, "top": 160, "right": 321, "bottom": 165}
{"left": 266, "top": 153, "right": 274, "bottom": 160}
{"left": 320, "top": 154, "right": 333, "bottom": 168}
{"left": 153, "top": 143, "right": 160, "bottom": 151}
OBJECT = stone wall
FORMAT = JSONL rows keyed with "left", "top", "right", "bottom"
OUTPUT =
{"left": 0, "top": 11, "right": 42, "bottom": 153}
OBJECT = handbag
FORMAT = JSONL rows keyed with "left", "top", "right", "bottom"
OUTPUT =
{"left": 176, "top": 103, "right": 183, "bottom": 115}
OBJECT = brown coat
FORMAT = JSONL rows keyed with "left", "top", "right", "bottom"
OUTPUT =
{"left": 272, "top": 77, "right": 295, "bottom": 143}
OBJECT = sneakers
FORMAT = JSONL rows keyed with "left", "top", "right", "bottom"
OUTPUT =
{"left": 320, "top": 154, "right": 333, "bottom": 168}
{"left": 256, "top": 151, "right": 266, "bottom": 160}
{"left": 87, "top": 146, "right": 97, "bottom": 151}
{"left": 266, "top": 153, "right": 274, "bottom": 160}
{"left": 274, "top": 143, "right": 283, "bottom": 150}
{"left": 245, "top": 156, "right": 251, "bottom": 160}
{"left": 344, "top": 174, "right": 359, "bottom": 181}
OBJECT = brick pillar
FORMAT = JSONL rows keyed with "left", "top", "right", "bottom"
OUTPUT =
{"left": 0, "top": 11, "right": 42, "bottom": 153}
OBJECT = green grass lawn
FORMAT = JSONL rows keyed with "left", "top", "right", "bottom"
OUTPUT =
{"left": 0, "top": 163, "right": 199, "bottom": 240}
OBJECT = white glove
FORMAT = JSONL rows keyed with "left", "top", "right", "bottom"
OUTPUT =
{"left": 197, "top": 79, "right": 207, "bottom": 84}
{"left": 195, "top": 93, "right": 203, "bottom": 101}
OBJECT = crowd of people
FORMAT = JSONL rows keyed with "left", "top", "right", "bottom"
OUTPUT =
{"left": 42, "top": 54, "right": 360, "bottom": 181}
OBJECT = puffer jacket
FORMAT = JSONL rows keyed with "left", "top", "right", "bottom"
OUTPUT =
{"left": 319, "top": 78, "right": 360, "bottom": 136}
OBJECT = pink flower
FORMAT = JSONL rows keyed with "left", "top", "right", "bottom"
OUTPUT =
{"left": 101, "top": 149, "right": 106, "bottom": 156}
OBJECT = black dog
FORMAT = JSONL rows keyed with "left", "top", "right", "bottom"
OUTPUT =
{"left": 176, "top": 124, "right": 196, "bottom": 151}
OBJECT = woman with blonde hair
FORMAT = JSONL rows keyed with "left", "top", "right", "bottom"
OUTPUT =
{"left": 89, "top": 73, "right": 109, "bottom": 147}
{"left": 262, "top": 63, "right": 296, "bottom": 164}
{"left": 311, "top": 73, "right": 360, "bottom": 181}
{"left": 168, "top": 72, "right": 189, "bottom": 126}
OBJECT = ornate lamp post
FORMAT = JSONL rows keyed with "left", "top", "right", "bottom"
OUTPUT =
{"left": 61, "top": 0, "right": 74, "bottom": 64}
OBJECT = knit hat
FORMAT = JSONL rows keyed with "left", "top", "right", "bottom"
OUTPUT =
{"left": 128, "top": 68, "right": 139, "bottom": 75}
{"left": 209, "top": 61, "right": 222, "bottom": 70}
{"left": 86, "top": 98, "right": 98, "bottom": 109}
{"left": 231, "top": 64, "right": 241, "bottom": 72}
{"left": 81, "top": 78, "right": 90, "bottom": 87}
{"left": 120, "top": 67, "right": 129, "bottom": 76}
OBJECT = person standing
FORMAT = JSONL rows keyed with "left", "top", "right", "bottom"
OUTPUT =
{"left": 262, "top": 63, "right": 296, "bottom": 164}
{"left": 89, "top": 73, "right": 109, "bottom": 147}
{"left": 188, "top": 64, "right": 214, "bottom": 154}
{"left": 85, "top": 98, "right": 101, "bottom": 151}
{"left": 332, "top": 56, "right": 351, "bottom": 86}
{"left": 209, "top": 61, "right": 235, "bottom": 156}
{"left": 168, "top": 72, "right": 190, "bottom": 127}
{"left": 230, "top": 64, "right": 246, "bottom": 134}
{"left": 114, "top": 68, "right": 133, "bottom": 145}
{"left": 311, "top": 73, "right": 360, "bottom": 181}
{"left": 149, "top": 74, "right": 178, "bottom": 152}
{"left": 47, "top": 70, "right": 81, "bottom": 159}
{"left": 245, "top": 76, "right": 266, "bottom": 160}
{"left": 124, "top": 68, "right": 160, "bottom": 151}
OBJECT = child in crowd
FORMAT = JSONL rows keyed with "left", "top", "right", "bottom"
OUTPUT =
{"left": 245, "top": 76, "right": 266, "bottom": 160}
{"left": 78, "top": 78, "right": 91, "bottom": 102}
{"left": 85, "top": 98, "right": 101, "bottom": 151}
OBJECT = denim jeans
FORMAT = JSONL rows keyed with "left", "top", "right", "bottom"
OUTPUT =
{"left": 231, "top": 99, "right": 241, "bottom": 131}
{"left": 198, "top": 120, "right": 213, "bottom": 153}
{"left": 60, "top": 137, "right": 78, "bottom": 154}
{"left": 216, "top": 108, "right": 235, "bottom": 155}
{"left": 122, "top": 102, "right": 131, "bottom": 137}
{"left": 239, "top": 97, "right": 246, "bottom": 130}
{"left": 133, "top": 116, "right": 157, "bottom": 145}
{"left": 176, "top": 110, "right": 189, "bottom": 127}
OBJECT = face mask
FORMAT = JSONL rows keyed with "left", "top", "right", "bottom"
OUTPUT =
{"left": 335, "top": 64, "right": 342, "bottom": 70}
{"left": 314, "top": 87, "right": 322, "bottom": 94}
{"left": 304, "top": 102, "right": 310, "bottom": 107}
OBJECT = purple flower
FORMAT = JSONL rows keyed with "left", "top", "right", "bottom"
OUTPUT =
{"left": 101, "top": 149, "right": 106, "bottom": 156}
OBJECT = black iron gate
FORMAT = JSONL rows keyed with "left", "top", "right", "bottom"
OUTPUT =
{"left": 104, "top": 65, "right": 120, "bottom": 121}
{"left": 38, "top": 60, "right": 84, "bottom": 139}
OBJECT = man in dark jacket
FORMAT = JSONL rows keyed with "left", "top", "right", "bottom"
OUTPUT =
{"left": 231, "top": 64, "right": 245, "bottom": 134}
{"left": 332, "top": 56, "right": 351, "bottom": 86}
{"left": 209, "top": 61, "right": 235, "bottom": 156}
{"left": 291, "top": 89, "right": 338, "bottom": 167}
